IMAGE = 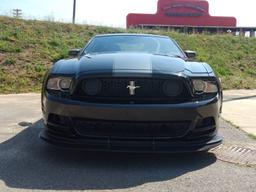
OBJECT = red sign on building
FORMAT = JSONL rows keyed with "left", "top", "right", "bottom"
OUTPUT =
{"left": 127, "top": 0, "right": 236, "bottom": 28}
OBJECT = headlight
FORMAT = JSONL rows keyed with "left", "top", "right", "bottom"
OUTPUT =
{"left": 47, "top": 77, "right": 72, "bottom": 91}
{"left": 192, "top": 79, "right": 218, "bottom": 94}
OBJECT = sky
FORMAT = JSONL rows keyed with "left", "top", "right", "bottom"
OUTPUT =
{"left": 1, "top": 0, "right": 256, "bottom": 28}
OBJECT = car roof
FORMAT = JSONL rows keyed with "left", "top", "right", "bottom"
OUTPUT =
{"left": 94, "top": 33, "right": 170, "bottom": 39}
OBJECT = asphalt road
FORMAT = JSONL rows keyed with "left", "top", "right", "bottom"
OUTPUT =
{"left": 0, "top": 94, "right": 256, "bottom": 192}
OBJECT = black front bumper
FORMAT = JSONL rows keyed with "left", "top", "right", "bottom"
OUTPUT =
{"left": 40, "top": 93, "right": 223, "bottom": 153}
{"left": 40, "top": 130, "right": 222, "bottom": 153}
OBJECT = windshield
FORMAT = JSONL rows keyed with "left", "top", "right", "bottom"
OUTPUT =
{"left": 84, "top": 35, "right": 185, "bottom": 57}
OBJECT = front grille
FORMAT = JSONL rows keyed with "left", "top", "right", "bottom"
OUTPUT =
{"left": 47, "top": 114, "right": 217, "bottom": 141}
{"left": 72, "top": 77, "right": 191, "bottom": 104}
{"left": 73, "top": 118, "right": 191, "bottom": 139}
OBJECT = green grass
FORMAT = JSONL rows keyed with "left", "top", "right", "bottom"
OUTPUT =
{"left": 0, "top": 16, "right": 256, "bottom": 93}
{"left": 248, "top": 134, "right": 256, "bottom": 140}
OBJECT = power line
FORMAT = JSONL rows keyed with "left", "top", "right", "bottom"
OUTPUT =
{"left": 13, "top": 9, "right": 22, "bottom": 18}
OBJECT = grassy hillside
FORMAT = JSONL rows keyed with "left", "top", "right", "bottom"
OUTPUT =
{"left": 0, "top": 16, "right": 256, "bottom": 93}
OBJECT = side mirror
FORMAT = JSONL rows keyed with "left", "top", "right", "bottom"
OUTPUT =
{"left": 68, "top": 49, "right": 81, "bottom": 57}
{"left": 184, "top": 50, "right": 196, "bottom": 60}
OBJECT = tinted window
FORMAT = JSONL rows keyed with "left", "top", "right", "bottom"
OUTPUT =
{"left": 84, "top": 35, "right": 185, "bottom": 57}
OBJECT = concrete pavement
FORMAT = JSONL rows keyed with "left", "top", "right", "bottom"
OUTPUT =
{"left": 0, "top": 93, "right": 41, "bottom": 143}
{"left": 222, "top": 89, "right": 256, "bottom": 136}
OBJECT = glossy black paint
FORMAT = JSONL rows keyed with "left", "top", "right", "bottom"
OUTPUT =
{"left": 41, "top": 34, "right": 223, "bottom": 152}
{"left": 51, "top": 52, "right": 213, "bottom": 76}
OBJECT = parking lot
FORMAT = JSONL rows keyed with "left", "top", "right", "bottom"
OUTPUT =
{"left": 0, "top": 93, "right": 255, "bottom": 192}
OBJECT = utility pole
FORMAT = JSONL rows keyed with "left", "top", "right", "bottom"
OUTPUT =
{"left": 72, "top": 0, "right": 76, "bottom": 24}
{"left": 13, "top": 9, "right": 22, "bottom": 18}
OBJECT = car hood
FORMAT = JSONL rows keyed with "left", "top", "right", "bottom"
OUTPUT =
{"left": 51, "top": 52, "right": 211, "bottom": 76}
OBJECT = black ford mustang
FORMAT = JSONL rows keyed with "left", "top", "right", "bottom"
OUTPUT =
{"left": 40, "top": 33, "right": 223, "bottom": 152}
